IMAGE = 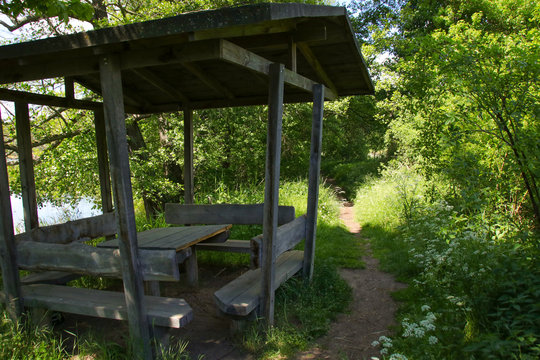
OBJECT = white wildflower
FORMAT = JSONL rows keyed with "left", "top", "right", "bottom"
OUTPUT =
{"left": 389, "top": 354, "right": 408, "bottom": 360}
{"left": 428, "top": 336, "right": 438, "bottom": 345}
{"left": 421, "top": 305, "right": 431, "bottom": 312}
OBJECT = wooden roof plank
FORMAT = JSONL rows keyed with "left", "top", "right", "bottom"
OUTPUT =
{"left": 181, "top": 62, "right": 235, "bottom": 99}
{"left": 131, "top": 68, "right": 190, "bottom": 104}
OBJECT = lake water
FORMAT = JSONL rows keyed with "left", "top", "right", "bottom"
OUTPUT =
{"left": 10, "top": 195, "right": 99, "bottom": 233}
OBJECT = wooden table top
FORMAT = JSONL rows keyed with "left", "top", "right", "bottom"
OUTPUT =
{"left": 98, "top": 224, "right": 232, "bottom": 252}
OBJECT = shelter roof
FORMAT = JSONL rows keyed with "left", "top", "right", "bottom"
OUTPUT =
{"left": 0, "top": 3, "right": 374, "bottom": 112}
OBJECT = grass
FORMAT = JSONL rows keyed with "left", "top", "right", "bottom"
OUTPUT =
{"left": 0, "top": 178, "right": 363, "bottom": 359}
{"left": 354, "top": 163, "right": 540, "bottom": 360}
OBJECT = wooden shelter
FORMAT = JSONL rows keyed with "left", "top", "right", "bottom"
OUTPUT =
{"left": 0, "top": 3, "right": 373, "bottom": 359}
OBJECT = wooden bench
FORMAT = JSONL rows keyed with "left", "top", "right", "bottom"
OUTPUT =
{"left": 17, "top": 284, "right": 193, "bottom": 329}
{"left": 165, "top": 203, "right": 296, "bottom": 265}
{"left": 10, "top": 214, "right": 194, "bottom": 338}
{"left": 213, "top": 215, "right": 307, "bottom": 323}
{"left": 214, "top": 250, "right": 303, "bottom": 317}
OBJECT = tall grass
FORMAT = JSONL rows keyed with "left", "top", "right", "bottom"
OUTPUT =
{"left": 354, "top": 163, "right": 540, "bottom": 359}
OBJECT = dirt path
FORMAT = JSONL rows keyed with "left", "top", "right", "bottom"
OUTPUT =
{"left": 297, "top": 203, "right": 406, "bottom": 360}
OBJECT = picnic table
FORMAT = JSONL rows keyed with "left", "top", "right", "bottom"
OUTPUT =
{"left": 98, "top": 224, "right": 232, "bottom": 292}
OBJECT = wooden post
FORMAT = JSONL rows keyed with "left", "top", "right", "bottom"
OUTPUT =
{"left": 183, "top": 108, "right": 194, "bottom": 205}
{"left": 0, "top": 109, "right": 23, "bottom": 320}
{"left": 99, "top": 55, "right": 152, "bottom": 360}
{"left": 261, "top": 63, "right": 284, "bottom": 326}
{"left": 287, "top": 37, "right": 297, "bottom": 72}
{"left": 15, "top": 101, "right": 38, "bottom": 231}
{"left": 94, "top": 109, "right": 114, "bottom": 214}
{"left": 303, "top": 84, "right": 324, "bottom": 281}
{"left": 65, "top": 77, "right": 74, "bottom": 101}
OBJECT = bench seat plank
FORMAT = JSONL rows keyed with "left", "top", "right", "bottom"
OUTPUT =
{"left": 20, "top": 284, "right": 193, "bottom": 328}
{"left": 195, "top": 239, "right": 251, "bottom": 253}
{"left": 214, "top": 250, "right": 303, "bottom": 316}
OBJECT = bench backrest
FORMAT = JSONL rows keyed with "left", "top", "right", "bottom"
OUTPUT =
{"left": 164, "top": 203, "right": 295, "bottom": 225}
{"left": 15, "top": 212, "right": 117, "bottom": 244}
{"left": 250, "top": 214, "right": 306, "bottom": 267}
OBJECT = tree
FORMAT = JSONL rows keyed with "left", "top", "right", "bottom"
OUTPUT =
{"left": 348, "top": 0, "right": 540, "bottom": 226}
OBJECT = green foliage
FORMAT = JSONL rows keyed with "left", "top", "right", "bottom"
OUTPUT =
{"left": 364, "top": 0, "right": 540, "bottom": 228}
{"left": 321, "top": 158, "right": 382, "bottom": 199}
{"left": 0, "top": 0, "right": 94, "bottom": 23}
{"left": 0, "top": 313, "right": 66, "bottom": 360}
{"left": 354, "top": 165, "right": 540, "bottom": 359}
{"left": 240, "top": 262, "right": 352, "bottom": 359}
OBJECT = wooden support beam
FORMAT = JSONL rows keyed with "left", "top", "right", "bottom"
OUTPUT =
{"left": 99, "top": 54, "right": 152, "bottom": 360}
{"left": 0, "top": 109, "right": 23, "bottom": 320}
{"left": 287, "top": 36, "right": 297, "bottom": 72}
{"left": 261, "top": 63, "right": 284, "bottom": 326}
{"left": 94, "top": 110, "right": 114, "bottom": 214}
{"left": 297, "top": 42, "right": 338, "bottom": 96}
{"left": 303, "top": 84, "right": 324, "bottom": 281}
{"left": 220, "top": 40, "right": 336, "bottom": 100}
{"left": 182, "top": 62, "right": 235, "bottom": 99}
{"left": 65, "top": 77, "right": 74, "bottom": 100}
{"left": 0, "top": 40, "right": 223, "bottom": 85}
{"left": 72, "top": 77, "right": 141, "bottom": 113}
{"left": 0, "top": 88, "right": 104, "bottom": 111}
{"left": 15, "top": 101, "right": 38, "bottom": 232}
{"left": 131, "top": 68, "right": 190, "bottom": 104}
{"left": 183, "top": 108, "right": 194, "bottom": 205}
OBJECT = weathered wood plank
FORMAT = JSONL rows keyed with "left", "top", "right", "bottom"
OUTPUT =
{"left": 20, "top": 284, "right": 193, "bottom": 329}
{"left": 251, "top": 215, "right": 306, "bottom": 268}
{"left": 287, "top": 37, "right": 297, "bottom": 72}
{"left": 303, "top": 84, "right": 324, "bottom": 280}
{"left": 97, "top": 225, "right": 231, "bottom": 251}
{"left": 132, "top": 68, "right": 190, "bottom": 104}
{"left": 195, "top": 239, "right": 250, "bottom": 253}
{"left": 297, "top": 42, "right": 338, "bottom": 95}
{"left": 15, "top": 213, "right": 117, "bottom": 244}
{"left": 64, "top": 77, "right": 75, "bottom": 100}
{"left": 182, "top": 62, "right": 234, "bottom": 99}
{"left": 21, "top": 271, "right": 81, "bottom": 285}
{"left": 214, "top": 250, "right": 303, "bottom": 316}
{"left": 94, "top": 110, "right": 114, "bottom": 214}
{"left": 0, "top": 109, "right": 22, "bottom": 319}
{"left": 16, "top": 241, "right": 180, "bottom": 281}
{"left": 261, "top": 63, "right": 284, "bottom": 325}
{"left": 15, "top": 101, "right": 38, "bottom": 232}
{"left": 0, "top": 88, "right": 104, "bottom": 111}
{"left": 183, "top": 108, "right": 194, "bottom": 205}
{"left": 99, "top": 54, "right": 151, "bottom": 359}
{"left": 164, "top": 204, "right": 295, "bottom": 225}
{"left": 220, "top": 40, "right": 336, "bottom": 100}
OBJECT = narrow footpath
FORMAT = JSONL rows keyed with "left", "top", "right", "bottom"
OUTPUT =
{"left": 298, "top": 202, "right": 407, "bottom": 360}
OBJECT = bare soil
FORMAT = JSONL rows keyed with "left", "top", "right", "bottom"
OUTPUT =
{"left": 60, "top": 203, "right": 405, "bottom": 360}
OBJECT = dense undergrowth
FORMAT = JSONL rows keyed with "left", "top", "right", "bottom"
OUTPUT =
{"left": 355, "top": 163, "right": 540, "bottom": 360}
{"left": 0, "top": 179, "right": 361, "bottom": 359}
